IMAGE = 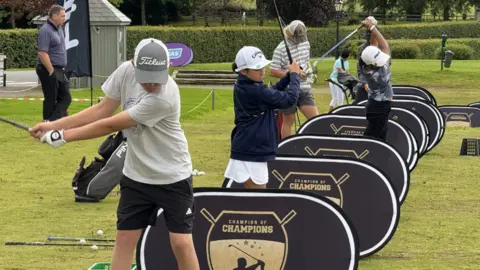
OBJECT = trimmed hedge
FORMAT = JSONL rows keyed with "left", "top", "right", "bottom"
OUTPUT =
{"left": 2, "top": 21, "right": 480, "bottom": 68}
{"left": 0, "top": 29, "right": 38, "bottom": 69}
{"left": 344, "top": 38, "right": 480, "bottom": 60}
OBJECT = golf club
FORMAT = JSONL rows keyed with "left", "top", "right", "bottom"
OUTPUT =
{"left": 0, "top": 116, "right": 30, "bottom": 131}
{"left": 5, "top": 241, "right": 114, "bottom": 247}
{"left": 47, "top": 236, "right": 115, "bottom": 242}
{"left": 312, "top": 24, "right": 363, "bottom": 73}
{"left": 228, "top": 244, "right": 260, "bottom": 261}
{"left": 272, "top": 0, "right": 293, "bottom": 64}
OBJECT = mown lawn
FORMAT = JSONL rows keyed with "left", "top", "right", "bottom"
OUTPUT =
{"left": 0, "top": 61, "right": 479, "bottom": 269}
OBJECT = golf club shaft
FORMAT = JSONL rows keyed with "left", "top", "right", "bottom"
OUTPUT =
{"left": 47, "top": 236, "right": 115, "bottom": 242}
{"left": 272, "top": 0, "right": 293, "bottom": 64}
{"left": 5, "top": 241, "right": 114, "bottom": 247}
{"left": 318, "top": 25, "right": 363, "bottom": 61}
{"left": 230, "top": 245, "right": 259, "bottom": 261}
{"left": 0, "top": 117, "right": 30, "bottom": 131}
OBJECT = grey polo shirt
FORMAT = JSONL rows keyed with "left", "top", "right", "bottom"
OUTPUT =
{"left": 37, "top": 20, "right": 67, "bottom": 68}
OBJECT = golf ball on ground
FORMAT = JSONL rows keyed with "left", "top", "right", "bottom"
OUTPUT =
{"left": 97, "top": 230, "right": 103, "bottom": 236}
{"left": 91, "top": 245, "right": 98, "bottom": 251}
{"left": 79, "top": 239, "right": 86, "bottom": 244}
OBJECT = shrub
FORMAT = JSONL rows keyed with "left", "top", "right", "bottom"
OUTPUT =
{"left": 391, "top": 43, "right": 421, "bottom": 59}
{"left": 434, "top": 44, "right": 474, "bottom": 60}
{"left": 2, "top": 21, "right": 480, "bottom": 68}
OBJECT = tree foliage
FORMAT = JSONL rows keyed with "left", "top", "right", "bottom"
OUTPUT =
{"left": 266, "top": 0, "right": 336, "bottom": 27}
{"left": 0, "top": 0, "right": 54, "bottom": 28}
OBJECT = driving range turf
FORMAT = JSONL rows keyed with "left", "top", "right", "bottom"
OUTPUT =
{"left": 0, "top": 59, "right": 479, "bottom": 269}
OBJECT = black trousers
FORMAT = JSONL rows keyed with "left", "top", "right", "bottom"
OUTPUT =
{"left": 364, "top": 99, "right": 392, "bottom": 141}
{"left": 36, "top": 65, "right": 72, "bottom": 121}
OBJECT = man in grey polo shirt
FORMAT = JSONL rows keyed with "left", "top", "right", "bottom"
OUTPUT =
{"left": 29, "top": 38, "right": 199, "bottom": 270}
{"left": 36, "top": 4, "right": 71, "bottom": 122}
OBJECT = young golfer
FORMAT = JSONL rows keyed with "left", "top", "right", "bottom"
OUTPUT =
{"left": 270, "top": 20, "right": 319, "bottom": 139}
{"left": 225, "top": 46, "right": 301, "bottom": 189}
{"left": 328, "top": 48, "right": 351, "bottom": 112}
{"left": 359, "top": 17, "right": 393, "bottom": 141}
{"left": 29, "top": 38, "right": 199, "bottom": 270}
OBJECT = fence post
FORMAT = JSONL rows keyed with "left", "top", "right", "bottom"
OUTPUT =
{"left": 211, "top": 88, "right": 215, "bottom": 110}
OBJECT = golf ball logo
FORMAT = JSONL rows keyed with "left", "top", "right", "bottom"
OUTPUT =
{"left": 52, "top": 132, "right": 60, "bottom": 140}
{"left": 201, "top": 209, "right": 295, "bottom": 270}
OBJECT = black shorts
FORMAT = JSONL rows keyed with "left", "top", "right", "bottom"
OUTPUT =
{"left": 117, "top": 175, "right": 195, "bottom": 234}
{"left": 364, "top": 99, "right": 392, "bottom": 141}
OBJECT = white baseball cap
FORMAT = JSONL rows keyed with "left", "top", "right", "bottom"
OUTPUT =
{"left": 234, "top": 46, "right": 271, "bottom": 72}
{"left": 134, "top": 38, "right": 170, "bottom": 84}
{"left": 285, "top": 20, "right": 307, "bottom": 43}
{"left": 361, "top": 46, "right": 391, "bottom": 67}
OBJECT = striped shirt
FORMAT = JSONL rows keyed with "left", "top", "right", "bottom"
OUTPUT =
{"left": 270, "top": 40, "right": 312, "bottom": 91}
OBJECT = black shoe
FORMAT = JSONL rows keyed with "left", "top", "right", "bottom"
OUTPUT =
{"left": 74, "top": 195, "right": 100, "bottom": 203}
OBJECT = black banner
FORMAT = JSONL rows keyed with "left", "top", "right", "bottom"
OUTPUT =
{"left": 56, "top": 0, "right": 92, "bottom": 78}
{"left": 469, "top": 102, "right": 480, "bottom": 109}
{"left": 359, "top": 99, "right": 444, "bottom": 152}
{"left": 438, "top": 106, "right": 480, "bottom": 127}
{"left": 223, "top": 156, "right": 400, "bottom": 258}
{"left": 136, "top": 188, "right": 360, "bottom": 270}
{"left": 297, "top": 114, "right": 418, "bottom": 171}
{"left": 393, "top": 94, "right": 428, "bottom": 102}
{"left": 331, "top": 105, "right": 429, "bottom": 155}
{"left": 274, "top": 134, "right": 410, "bottom": 204}
{"left": 393, "top": 85, "right": 437, "bottom": 105}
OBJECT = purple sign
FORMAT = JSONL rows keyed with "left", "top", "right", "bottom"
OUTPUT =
{"left": 165, "top": 42, "right": 194, "bottom": 67}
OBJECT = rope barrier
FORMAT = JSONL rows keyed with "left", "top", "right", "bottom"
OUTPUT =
{"left": 0, "top": 84, "right": 40, "bottom": 93}
{"left": 215, "top": 92, "right": 234, "bottom": 106}
{"left": 180, "top": 90, "right": 214, "bottom": 116}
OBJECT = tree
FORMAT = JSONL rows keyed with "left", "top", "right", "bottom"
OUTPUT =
{"left": 0, "top": 0, "right": 54, "bottom": 28}
{"left": 266, "top": 0, "right": 335, "bottom": 27}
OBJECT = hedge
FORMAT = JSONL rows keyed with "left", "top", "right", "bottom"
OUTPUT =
{"left": 1, "top": 21, "right": 480, "bottom": 68}
{"left": 345, "top": 38, "right": 480, "bottom": 60}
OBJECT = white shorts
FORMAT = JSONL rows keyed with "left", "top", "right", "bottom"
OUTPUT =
{"left": 224, "top": 159, "right": 269, "bottom": 185}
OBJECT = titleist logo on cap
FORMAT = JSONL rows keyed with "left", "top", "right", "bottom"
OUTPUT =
{"left": 139, "top": 57, "right": 167, "bottom": 66}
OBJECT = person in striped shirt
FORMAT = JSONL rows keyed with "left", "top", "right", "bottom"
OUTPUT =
{"left": 270, "top": 20, "right": 319, "bottom": 139}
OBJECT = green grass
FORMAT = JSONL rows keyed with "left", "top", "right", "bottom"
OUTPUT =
{"left": 0, "top": 60, "right": 480, "bottom": 269}
{"left": 175, "top": 59, "right": 480, "bottom": 90}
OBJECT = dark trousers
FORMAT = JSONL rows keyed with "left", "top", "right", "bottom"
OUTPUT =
{"left": 364, "top": 99, "right": 392, "bottom": 141}
{"left": 36, "top": 65, "right": 72, "bottom": 121}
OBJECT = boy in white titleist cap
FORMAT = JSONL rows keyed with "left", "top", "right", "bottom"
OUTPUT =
{"left": 225, "top": 46, "right": 301, "bottom": 189}
{"left": 29, "top": 38, "right": 200, "bottom": 270}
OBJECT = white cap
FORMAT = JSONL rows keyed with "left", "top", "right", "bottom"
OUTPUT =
{"left": 234, "top": 46, "right": 271, "bottom": 72}
{"left": 134, "top": 38, "right": 170, "bottom": 84}
{"left": 285, "top": 20, "right": 307, "bottom": 44}
{"left": 361, "top": 46, "right": 390, "bottom": 67}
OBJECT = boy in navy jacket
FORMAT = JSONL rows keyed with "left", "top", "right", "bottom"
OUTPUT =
{"left": 224, "top": 46, "right": 301, "bottom": 189}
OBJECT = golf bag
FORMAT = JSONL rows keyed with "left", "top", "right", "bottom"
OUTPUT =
{"left": 327, "top": 73, "right": 359, "bottom": 105}
{"left": 72, "top": 131, "right": 127, "bottom": 203}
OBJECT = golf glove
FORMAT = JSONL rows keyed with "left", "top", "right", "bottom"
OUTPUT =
{"left": 41, "top": 130, "right": 67, "bottom": 148}
{"left": 367, "top": 16, "right": 378, "bottom": 26}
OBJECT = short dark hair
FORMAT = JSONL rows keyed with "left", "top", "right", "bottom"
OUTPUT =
{"left": 48, "top": 5, "right": 65, "bottom": 18}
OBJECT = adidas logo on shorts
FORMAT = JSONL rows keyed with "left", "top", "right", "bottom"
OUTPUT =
{"left": 186, "top": 208, "right": 192, "bottom": 215}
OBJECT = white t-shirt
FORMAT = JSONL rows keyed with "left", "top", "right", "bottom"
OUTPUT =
{"left": 101, "top": 61, "right": 192, "bottom": 185}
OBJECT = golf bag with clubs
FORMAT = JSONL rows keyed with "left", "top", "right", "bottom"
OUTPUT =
{"left": 327, "top": 72, "right": 359, "bottom": 105}
{"left": 71, "top": 131, "right": 127, "bottom": 203}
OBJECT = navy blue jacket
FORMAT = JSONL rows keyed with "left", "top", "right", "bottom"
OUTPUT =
{"left": 230, "top": 72, "right": 301, "bottom": 162}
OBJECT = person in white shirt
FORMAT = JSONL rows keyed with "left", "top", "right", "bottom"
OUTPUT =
{"left": 328, "top": 48, "right": 351, "bottom": 112}
{"left": 29, "top": 38, "right": 200, "bottom": 270}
